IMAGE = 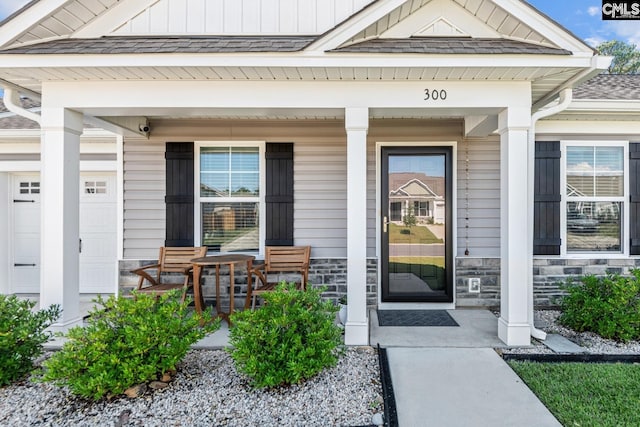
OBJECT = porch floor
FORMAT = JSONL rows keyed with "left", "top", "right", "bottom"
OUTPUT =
{"left": 32, "top": 294, "right": 506, "bottom": 349}
{"left": 370, "top": 308, "right": 506, "bottom": 348}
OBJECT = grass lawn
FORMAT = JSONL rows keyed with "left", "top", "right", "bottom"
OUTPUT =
{"left": 389, "top": 223, "right": 443, "bottom": 244}
{"left": 389, "top": 256, "right": 445, "bottom": 268}
{"left": 508, "top": 361, "right": 640, "bottom": 427}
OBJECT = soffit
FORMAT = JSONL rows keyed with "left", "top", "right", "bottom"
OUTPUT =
{"left": 0, "top": 62, "right": 583, "bottom": 106}
{"left": 7, "top": 0, "right": 121, "bottom": 47}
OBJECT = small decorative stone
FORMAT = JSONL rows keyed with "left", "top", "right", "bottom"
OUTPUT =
{"left": 161, "top": 372, "right": 173, "bottom": 382}
{"left": 123, "top": 383, "right": 147, "bottom": 398}
{"left": 149, "top": 381, "right": 169, "bottom": 390}
{"left": 372, "top": 412, "right": 384, "bottom": 425}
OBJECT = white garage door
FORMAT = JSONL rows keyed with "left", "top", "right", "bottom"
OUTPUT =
{"left": 11, "top": 173, "right": 117, "bottom": 294}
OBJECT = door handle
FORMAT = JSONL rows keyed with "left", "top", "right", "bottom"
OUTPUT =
{"left": 79, "top": 238, "right": 82, "bottom": 253}
{"left": 383, "top": 216, "right": 389, "bottom": 233}
{"left": 14, "top": 263, "right": 36, "bottom": 267}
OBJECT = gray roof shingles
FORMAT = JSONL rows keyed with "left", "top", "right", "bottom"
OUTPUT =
{"left": 0, "top": 36, "right": 318, "bottom": 54}
{"left": 0, "top": 98, "right": 40, "bottom": 129}
{"left": 0, "top": 36, "right": 573, "bottom": 55}
{"left": 330, "top": 38, "right": 571, "bottom": 55}
{"left": 573, "top": 74, "right": 640, "bottom": 100}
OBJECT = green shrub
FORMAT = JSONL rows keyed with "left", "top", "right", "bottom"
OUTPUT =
{"left": 228, "top": 282, "right": 343, "bottom": 388}
{"left": 0, "top": 295, "right": 60, "bottom": 386}
{"left": 559, "top": 270, "right": 640, "bottom": 342}
{"left": 41, "top": 291, "right": 219, "bottom": 400}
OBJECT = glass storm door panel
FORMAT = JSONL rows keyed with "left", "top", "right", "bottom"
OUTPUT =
{"left": 381, "top": 147, "right": 453, "bottom": 302}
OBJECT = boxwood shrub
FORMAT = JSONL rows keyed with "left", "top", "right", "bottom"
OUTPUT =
{"left": 41, "top": 291, "right": 219, "bottom": 400}
{"left": 559, "top": 269, "right": 640, "bottom": 342}
{"left": 228, "top": 282, "right": 343, "bottom": 388}
{"left": 0, "top": 295, "right": 60, "bottom": 386}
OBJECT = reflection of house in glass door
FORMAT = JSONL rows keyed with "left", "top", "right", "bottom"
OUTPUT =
{"left": 388, "top": 174, "right": 445, "bottom": 225}
{"left": 381, "top": 147, "right": 453, "bottom": 303}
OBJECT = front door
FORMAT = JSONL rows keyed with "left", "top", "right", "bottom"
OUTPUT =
{"left": 381, "top": 146, "right": 453, "bottom": 302}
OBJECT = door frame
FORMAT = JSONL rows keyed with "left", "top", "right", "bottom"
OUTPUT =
{"left": 376, "top": 141, "right": 457, "bottom": 309}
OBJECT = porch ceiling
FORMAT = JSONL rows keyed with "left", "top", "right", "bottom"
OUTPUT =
{"left": 109, "top": 106, "right": 500, "bottom": 121}
{"left": 0, "top": 63, "right": 583, "bottom": 106}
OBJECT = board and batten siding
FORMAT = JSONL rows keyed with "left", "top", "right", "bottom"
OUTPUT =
{"left": 456, "top": 137, "right": 500, "bottom": 257}
{"left": 113, "top": 0, "right": 374, "bottom": 35}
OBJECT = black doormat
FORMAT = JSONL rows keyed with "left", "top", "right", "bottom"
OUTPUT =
{"left": 377, "top": 310, "right": 459, "bottom": 327}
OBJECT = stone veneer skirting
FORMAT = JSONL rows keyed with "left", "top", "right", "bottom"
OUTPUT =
{"left": 119, "top": 258, "right": 379, "bottom": 307}
{"left": 119, "top": 256, "right": 640, "bottom": 309}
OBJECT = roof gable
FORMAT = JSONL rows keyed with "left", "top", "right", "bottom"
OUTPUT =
{"left": 1, "top": 0, "right": 594, "bottom": 57}
{"left": 310, "top": 0, "right": 593, "bottom": 54}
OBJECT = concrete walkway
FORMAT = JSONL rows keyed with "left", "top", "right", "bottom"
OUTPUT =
{"left": 387, "top": 347, "right": 560, "bottom": 426}
{"left": 377, "top": 309, "right": 561, "bottom": 426}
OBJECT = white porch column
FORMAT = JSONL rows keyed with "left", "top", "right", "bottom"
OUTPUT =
{"left": 40, "top": 107, "right": 84, "bottom": 330}
{"left": 497, "top": 107, "right": 531, "bottom": 346}
{"left": 344, "top": 107, "right": 369, "bottom": 345}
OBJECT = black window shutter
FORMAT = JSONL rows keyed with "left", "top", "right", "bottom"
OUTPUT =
{"left": 165, "top": 142, "right": 194, "bottom": 247}
{"left": 630, "top": 143, "right": 640, "bottom": 255}
{"left": 265, "top": 143, "right": 294, "bottom": 246}
{"left": 533, "top": 141, "right": 561, "bottom": 255}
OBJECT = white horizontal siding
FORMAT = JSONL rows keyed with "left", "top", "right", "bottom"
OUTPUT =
{"left": 113, "top": 0, "right": 374, "bottom": 35}
{"left": 456, "top": 138, "right": 500, "bottom": 257}
{"left": 122, "top": 120, "right": 500, "bottom": 261}
{"left": 123, "top": 138, "right": 165, "bottom": 259}
{"left": 294, "top": 140, "right": 347, "bottom": 258}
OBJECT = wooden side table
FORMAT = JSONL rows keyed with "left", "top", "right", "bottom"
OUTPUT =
{"left": 191, "top": 254, "right": 255, "bottom": 325}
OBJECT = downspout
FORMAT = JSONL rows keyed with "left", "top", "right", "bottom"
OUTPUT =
{"left": 527, "top": 88, "right": 572, "bottom": 340}
{"left": 2, "top": 87, "right": 41, "bottom": 125}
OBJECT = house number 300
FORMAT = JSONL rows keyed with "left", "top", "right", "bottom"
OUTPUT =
{"left": 424, "top": 89, "right": 447, "bottom": 101}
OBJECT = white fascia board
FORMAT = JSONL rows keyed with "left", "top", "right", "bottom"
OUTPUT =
{"left": 306, "top": 0, "right": 411, "bottom": 52}
{"left": 73, "top": 0, "right": 162, "bottom": 38}
{"left": 0, "top": 0, "right": 74, "bottom": 49}
{"left": 537, "top": 119, "right": 640, "bottom": 135}
{"left": 0, "top": 160, "right": 116, "bottom": 172}
{"left": 0, "top": 141, "right": 40, "bottom": 151}
{"left": 493, "top": 0, "right": 593, "bottom": 53}
{"left": 0, "top": 129, "right": 40, "bottom": 139}
{"left": 0, "top": 52, "right": 595, "bottom": 69}
{"left": 40, "top": 79, "right": 533, "bottom": 111}
{"left": 566, "top": 100, "right": 640, "bottom": 113}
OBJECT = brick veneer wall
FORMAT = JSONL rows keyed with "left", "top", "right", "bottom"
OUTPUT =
{"left": 119, "top": 258, "right": 378, "bottom": 308}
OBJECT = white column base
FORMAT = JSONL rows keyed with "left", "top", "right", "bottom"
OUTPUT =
{"left": 345, "top": 319, "right": 369, "bottom": 345}
{"left": 498, "top": 317, "right": 531, "bottom": 346}
{"left": 47, "top": 316, "right": 84, "bottom": 333}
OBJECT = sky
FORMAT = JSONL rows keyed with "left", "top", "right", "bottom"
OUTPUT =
{"left": 0, "top": 0, "right": 639, "bottom": 47}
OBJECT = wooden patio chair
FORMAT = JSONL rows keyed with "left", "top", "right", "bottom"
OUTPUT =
{"left": 245, "top": 245, "right": 311, "bottom": 309}
{"left": 131, "top": 246, "right": 207, "bottom": 301}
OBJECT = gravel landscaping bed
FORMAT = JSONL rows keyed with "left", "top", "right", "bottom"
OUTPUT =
{"left": 500, "top": 310, "right": 640, "bottom": 355}
{"left": 0, "top": 347, "right": 383, "bottom": 427}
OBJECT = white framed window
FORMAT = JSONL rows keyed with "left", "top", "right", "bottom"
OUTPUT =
{"left": 194, "top": 142, "right": 265, "bottom": 254}
{"left": 413, "top": 201, "right": 428, "bottom": 217}
{"left": 561, "top": 141, "right": 628, "bottom": 255}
